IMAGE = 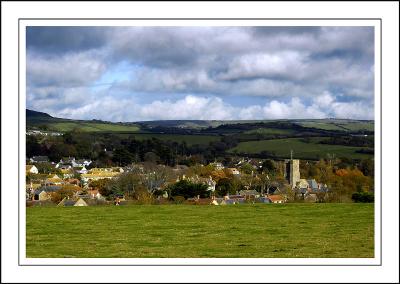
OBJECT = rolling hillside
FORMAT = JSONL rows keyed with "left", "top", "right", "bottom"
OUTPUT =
{"left": 228, "top": 137, "right": 374, "bottom": 160}
{"left": 26, "top": 109, "right": 374, "bottom": 160}
{"left": 27, "top": 109, "right": 374, "bottom": 134}
{"left": 26, "top": 109, "right": 141, "bottom": 132}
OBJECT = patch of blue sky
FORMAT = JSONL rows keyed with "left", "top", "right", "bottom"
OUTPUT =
{"left": 92, "top": 60, "right": 135, "bottom": 91}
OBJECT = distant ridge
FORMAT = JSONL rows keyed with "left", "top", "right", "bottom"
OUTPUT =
{"left": 26, "top": 109, "right": 53, "bottom": 118}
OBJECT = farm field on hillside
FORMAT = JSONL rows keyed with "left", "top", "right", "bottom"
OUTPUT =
{"left": 297, "top": 121, "right": 347, "bottom": 131}
{"left": 26, "top": 203, "right": 374, "bottom": 258}
{"left": 229, "top": 137, "right": 374, "bottom": 160}
{"left": 116, "top": 133, "right": 221, "bottom": 145}
{"left": 47, "top": 122, "right": 141, "bottom": 132}
{"left": 297, "top": 121, "right": 374, "bottom": 132}
{"left": 338, "top": 122, "right": 375, "bottom": 132}
{"left": 243, "top": 128, "right": 296, "bottom": 135}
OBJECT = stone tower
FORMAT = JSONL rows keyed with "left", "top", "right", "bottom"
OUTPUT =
{"left": 284, "top": 158, "right": 300, "bottom": 188}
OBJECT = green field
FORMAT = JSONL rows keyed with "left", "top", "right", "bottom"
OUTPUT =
{"left": 47, "top": 122, "right": 141, "bottom": 132}
{"left": 229, "top": 137, "right": 374, "bottom": 160}
{"left": 297, "top": 122, "right": 347, "bottom": 131}
{"left": 26, "top": 203, "right": 374, "bottom": 258}
{"left": 117, "top": 133, "right": 220, "bottom": 145}
{"left": 297, "top": 121, "right": 374, "bottom": 132}
{"left": 338, "top": 122, "right": 375, "bottom": 132}
{"left": 244, "top": 128, "right": 295, "bottom": 135}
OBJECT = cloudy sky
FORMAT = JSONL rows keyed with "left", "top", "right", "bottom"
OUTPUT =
{"left": 26, "top": 26, "right": 374, "bottom": 121}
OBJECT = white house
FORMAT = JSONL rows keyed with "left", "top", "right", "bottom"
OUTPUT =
{"left": 72, "top": 159, "right": 92, "bottom": 168}
{"left": 73, "top": 166, "right": 88, "bottom": 174}
{"left": 228, "top": 168, "right": 240, "bottom": 175}
{"left": 210, "top": 162, "right": 224, "bottom": 170}
{"left": 26, "top": 165, "right": 39, "bottom": 174}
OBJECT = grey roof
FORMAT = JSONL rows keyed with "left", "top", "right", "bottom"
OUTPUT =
{"left": 256, "top": 197, "right": 271, "bottom": 203}
{"left": 228, "top": 195, "right": 244, "bottom": 199}
{"left": 35, "top": 185, "right": 61, "bottom": 194}
{"left": 75, "top": 159, "right": 90, "bottom": 163}
{"left": 63, "top": 200, "right": 76, "bottom": 206}
{"left": 239, "top": 190, "right": 259, "bottom": 195}
{"left": 307, "top": 179, "right": 319, "bottom": 189}
{"left": 31, "top": 156, "right": 49, "bottom": 162}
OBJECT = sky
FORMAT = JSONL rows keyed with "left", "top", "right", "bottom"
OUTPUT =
{"left": 26, "top": 26, "right": 375, "bottom": 122}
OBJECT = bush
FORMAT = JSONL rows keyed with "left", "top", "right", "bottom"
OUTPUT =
{"left": 172, "top": 196, "right": 186, "bottom": 204}
{"left": 168, "top": 180, "right": 208, "bottom": 199}
{"left": 352, "top": 191, "right": 374, "bottom": 203}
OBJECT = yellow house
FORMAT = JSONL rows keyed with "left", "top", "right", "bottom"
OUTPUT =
{"left": 81, "top": 172, "right": 121, "bottom": 183}
{"left": 60, "top": 168, "right": 74, "bottom": 179}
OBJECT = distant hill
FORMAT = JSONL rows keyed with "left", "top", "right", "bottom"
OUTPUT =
{"left": 26, "top": 109, "right": 53, "bottom": 119}
{"left": 26, "top": 109, "right": 141, "bottom": 133}
{"left": 26, "top": 109, "right": 374, "bottom": 134}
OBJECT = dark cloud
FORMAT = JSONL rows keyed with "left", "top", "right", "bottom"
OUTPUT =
{"left": 251, "top": 26, "right": 322, "bottom": 35}
{"left": 26, "top": 26, "right": 110, "bottom": 54}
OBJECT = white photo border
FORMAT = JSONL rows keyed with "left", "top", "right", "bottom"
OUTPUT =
{"left": 18, "top": 18, "right": 381, "bottom": 267}
{"left": 2, "top": 1, "right": 398, "bottom": 283}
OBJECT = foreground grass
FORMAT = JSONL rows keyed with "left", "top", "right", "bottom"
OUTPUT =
{"left": 26, "top": 203, "right": 374, "bottom": 258}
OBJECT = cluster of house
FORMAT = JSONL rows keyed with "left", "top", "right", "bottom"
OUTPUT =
{"left": 26, "top": 130, "right": 62, "bottom": 136}
{"left": 26, "top": 155, "right": 328, "bottom": 206}
{"left": 294, "top": 179, "right": 329, "bottom": 202}
{"left": 26, "top": 156, "right": 126, "bottom": 205}
{"left": 284, "top": 158, "right": 329, "bottom": 202}
{"left": 185, "top": 190, "right": 286, "bottom": 206}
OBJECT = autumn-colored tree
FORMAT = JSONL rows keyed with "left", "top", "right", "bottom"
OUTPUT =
{"left": 239, "top": 163, "right": 255, "bottom": 175}
{"left": 51, "top": 185, "right": 81, "bottom": 203}
{"left": 211, "top": 170, "right": 227, "bottom": 182}
{"left": 187, "top": 164, "right": 214, "bottom": 177}
{"left": 335, "top": 169, "right": 349, "bottom": 177}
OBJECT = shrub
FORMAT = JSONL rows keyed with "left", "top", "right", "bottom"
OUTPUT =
{"left": 172, "top": 196, "right": 186, "bottom": 204}
{"left": 352, "top": 191, "right": 374, "bottom": 203}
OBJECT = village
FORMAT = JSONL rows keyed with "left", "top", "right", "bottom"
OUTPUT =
{"left": 26, "top": 154, "right": 331, "bottom": 207}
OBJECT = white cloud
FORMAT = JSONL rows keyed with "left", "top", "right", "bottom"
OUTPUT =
{"left": 138, "top": 95, "right": 234, "bottom": 120}
{"left": 42, "top": 93, "right": 373, "bottom": 122}
{"left": 330, "top": 101, "right": 374, "bottom": 120}
{"left": 262, "top": 97, "right": 326, "bottom": 119}
{"left": 217, "top": 51, "right": 307, "bottom": 81}
{"left": 313, "top": 91, "right": 336, "bottom": 108}
{"left": 27, "top": 50, "right": 106, "bottom": 87}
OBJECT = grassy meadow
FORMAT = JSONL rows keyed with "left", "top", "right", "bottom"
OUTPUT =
{"left": 26, "top": 203, "right": 374, "bottom": 258}
{"left": 48, "top": 122, "right": 141, "bottom": 132}
{"left": 296, "top": 121, "right": 374, "bottom": 132}
{"left": 229, "top": 137, "right": 373, "bottom": 160}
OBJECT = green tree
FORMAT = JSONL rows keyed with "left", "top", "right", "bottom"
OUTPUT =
{"left": 35, "top": 162, "right": 61, "bottom": 174}
{"left": 168, "top": 180, "right": 208, "bottom": 199}
{"left": 112, "top": 148, "right": 133, "bottom": 166}
{"left": 240, "top": 163, "right": 255, "bottom": 175}
{"left": 359, "top": 159, "right": 374, "bottom": 177}
{"left": 215, "top": 178, "right": 236, "bottom": 197}
{"left": 261, "top": 159, "right": 276, "bottom": 174}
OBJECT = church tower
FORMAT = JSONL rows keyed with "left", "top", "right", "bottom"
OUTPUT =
{"left": 284, "top": 150, "right": 300, "bottom": 188}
